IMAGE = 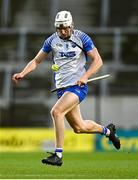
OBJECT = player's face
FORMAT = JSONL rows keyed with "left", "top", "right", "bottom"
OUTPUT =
{"left": 56, "top": 26, "right": 72, "bottom": 39}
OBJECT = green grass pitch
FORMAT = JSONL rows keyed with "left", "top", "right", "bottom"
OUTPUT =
{"left": 0, "top": 151, "right": 138, "bottom": 179}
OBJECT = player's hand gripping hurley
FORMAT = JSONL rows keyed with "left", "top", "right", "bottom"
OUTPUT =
{"left": 51, "top": 74, "right": 111, "bottom": 92}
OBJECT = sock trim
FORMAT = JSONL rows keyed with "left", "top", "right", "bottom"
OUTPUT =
{"left": 55, "top": 148, "right": 63, "bottom": 153}
{"left": 102, "top": 127, "right": 107, "bottom": 135}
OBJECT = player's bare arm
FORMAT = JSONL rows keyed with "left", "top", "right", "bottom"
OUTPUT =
{"left": 12, "top": 50, "right": 48, "bottom": 83}
{"left": 76, "top": 48, "right": 103, "bottom": 85}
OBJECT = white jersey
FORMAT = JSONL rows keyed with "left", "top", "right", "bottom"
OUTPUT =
{"left": 42, "top": 30, "right": 95, "bottom": 88}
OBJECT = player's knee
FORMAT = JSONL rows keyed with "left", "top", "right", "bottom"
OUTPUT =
{"left": 50, "top": 107, "right": 62, "bottom": 119}
{"left": 73, "top": 126, "right": 83, "bottom": 134}
{"left": 73, "top": 124, "right": 88, "bottom": 133}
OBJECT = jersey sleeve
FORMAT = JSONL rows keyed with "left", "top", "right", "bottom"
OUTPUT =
{"left": 41, "top": 33, "right": 56, "bottom": 53}
{"left": 80, "top": 32, "right": 95, "bottom": 52}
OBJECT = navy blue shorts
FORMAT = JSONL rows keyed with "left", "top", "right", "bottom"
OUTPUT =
{"left": 57, "top": 84, "right": 88, "bottom": 103}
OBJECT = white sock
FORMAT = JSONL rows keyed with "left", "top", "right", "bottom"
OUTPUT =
{"left": 106, "top": 128, "right": 110, "bottom": 136}
{"left": 56, "top": 152, "right": 62, "bottom": 158}
{"left": 102, "top": 126, "right": 110, "bottom": 136}
{"left": 55, "top": 148, "right": 63, "bottom": 158}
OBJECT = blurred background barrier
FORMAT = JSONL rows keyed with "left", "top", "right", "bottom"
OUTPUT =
{"left": 1, "top": 128, "right": 137, "bottom": 152}
{"left": 0, "top": 128, "right": 94, "bottom": 152}
{"left": 0, "top": 0, "right": 138, "bottom": 152}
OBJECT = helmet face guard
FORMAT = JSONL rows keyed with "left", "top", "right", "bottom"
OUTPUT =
{"left": 54, "top": 11, "right": 73, "bottom": 28}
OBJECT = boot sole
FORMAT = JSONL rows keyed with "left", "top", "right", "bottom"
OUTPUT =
{"left": 42, "top": 159, "right": 62, "bottom": 166}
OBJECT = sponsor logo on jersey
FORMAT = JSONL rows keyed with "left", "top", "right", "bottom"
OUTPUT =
{"left": 59, "top": 51, "right": 76, "bottom": 58}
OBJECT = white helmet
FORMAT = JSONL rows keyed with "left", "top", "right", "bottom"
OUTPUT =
{"left": 54, "top": 11, "right": 73, "bottom": 28}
